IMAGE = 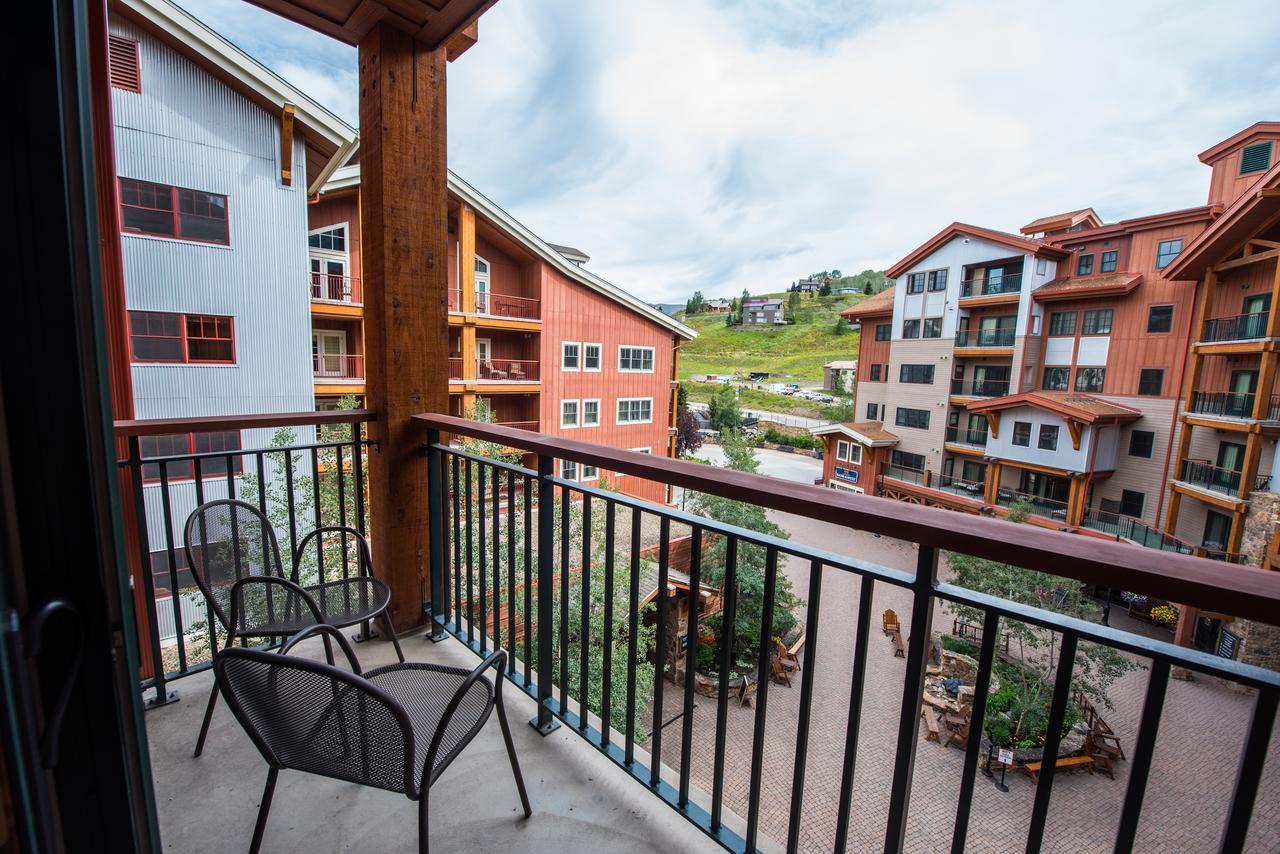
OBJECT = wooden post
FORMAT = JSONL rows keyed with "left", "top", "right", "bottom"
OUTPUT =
{"left": 1239, "top": 431, "right": 1263, "bottom": 501}
{"left": 984, "top": 461, "right": 1001, "bottom": 504}
{"left": 459, "top": 204, "right": 478, "bottom": 379}
{"left": 359, "top": 26, "right": 450, "bottom": 630}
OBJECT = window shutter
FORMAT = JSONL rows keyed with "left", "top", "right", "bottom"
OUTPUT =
{"left": 108, "top": 35, "right": 141, "bottom": 92}
{"left": 1240, "top": 141, "right": 1272, "bottom": 175}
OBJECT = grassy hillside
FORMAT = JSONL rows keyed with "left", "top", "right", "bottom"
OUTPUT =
{"left": 678, "top": 291, "right": 866, "bottom": 383}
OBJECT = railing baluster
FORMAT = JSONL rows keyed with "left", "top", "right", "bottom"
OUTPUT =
{"left": 336, "top": 442, "right": 349, "bottom": 579}
{"left": 625, "top": 507, "right": 642, "bottom": 766}
{"left": 1114, "top": 659, "right": 1170, "bottom": 853}
{"left": 649, "top": 517, "right": 671, "bottom": 787}
{"left": 192, "top": 458, "right": 222, "bottom": 651}
{"left": 885, "top": 544, "right": 939, "bottom": 854}
{"left": 464, "top": 458, "right": 474, "bottom": 647}
{"left": 559, "top": 482, "right": 570, "bottom": 712}
{"left": 127, "top": 437, "right": 172, "bottom": 706}
{"left": 579, "top": 492, "right": 592, "bottom": 727}
{"left": 310, "top": 446, "right": 323, "bottom": 583}
{"left": 426, "top": 430, "right": 447, "bottom": 640}
{"left": 507, "top": 468, "right": 517, "bottom": 676}
{"left": 157, "top": 461, "right": 187, "bottom": 674}
{"left": 492, "top": 461, "right": 501, "bottom": 656}
{"left": 531, "top": 454, "right": 558, "bottom": 734}
{"left": 711, "top": 536, "right": 739, "bottom": 832}
{"left": 1220, "top": 688, "right": 1278, "bottom": 852}
{"left": 678, "top": 526, "right": 703, "bottom": 808}
{"left": 950, "top": 609, "right": 1000, "bottom": 853}
{"left": 785, "top": 559, "right": 823, "bottom": 854}
{"left": 745, "top": 546, "right": 780, "bottom": 852}
{"left": 283, "top": 449, "right": 297, "bottom": 571}
{"left": 523, "top": 472, "right": 533, "bottom": 686}
{"left": 479, "top": 463, "right": 488, "bottom": 654}
{"left": 1025, "top": 632, "right": 1079, "bottom": 853}
{"left": 834, "top": 577, "right": 875, "bottom": 853}
{"left": 602, "top": 500, "right": 616, "bottom": 748}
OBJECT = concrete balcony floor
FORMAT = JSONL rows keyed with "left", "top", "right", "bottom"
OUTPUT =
{"left": 146, "top": 632, "right": 724, "bottom": 854}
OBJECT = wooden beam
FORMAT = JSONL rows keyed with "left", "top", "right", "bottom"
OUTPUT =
{"left": 1165, "top": 488, "right": 1183, "bottom": 538}
{"left": 1065, "top": 418, "right": 1083, "bottom": 451}
{"left": 1213, "top": 247, "right": 1280, "bottom": 273}
{"left": 280, "top": 103, "right": 295, "bottom": 186}
{"left": 359, "top": 24, "right": 450, "bottom": 631}
{"left": 1251, "top": 239, "right": 1280, "bottom": 250}
{"left": 1260, "top": 188, "right": 1280, "bottom": 198}
{"left": 1240, "top": 431, "right": 1263, "bottom": 501}
{"left": 984, "top": 411, "right": 1000, "bottom": 439}
{"left": 444, "top": 20, "right": 478, "bottom": 61}
{"left": 1228, "top": 507, "right": 1248, "bottom": 554}
{"left": 1255, "top": 351, "right": 1279, "bottom": 420}
{"left": 984, "top": 461, "right": 1001, "bottom": 504}
{"left": 1269, "top": 258, "right": 1280, "bottom": 338}
{"left": 460, "top": 204, "right": 476, "bottom": 313}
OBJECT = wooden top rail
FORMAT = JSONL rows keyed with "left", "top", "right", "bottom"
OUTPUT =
{"left": 114, "top": 409, "right": 377, "bottom": 437}
{"left": 414, "top": 413, "right": 1280, "bottom": 626}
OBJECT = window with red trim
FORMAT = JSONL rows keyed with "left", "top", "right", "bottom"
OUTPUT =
{"left": 108, "top": 35, "right": 141, "bottom": 92}
{"left": 140, "top": 431, "right": 242, "bottom": 482}
{"left": 129, "top": 311, "right": 234, "bottom": 364}
{"left": 119, "top": 178, "right": 229, "bottom": 244}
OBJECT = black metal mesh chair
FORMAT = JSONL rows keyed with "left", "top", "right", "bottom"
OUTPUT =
{"left": 183, "top": 498, "right": 405, "bottom": 756}
{"left": 214, "top": 625, "right": 530, "bottom": 854}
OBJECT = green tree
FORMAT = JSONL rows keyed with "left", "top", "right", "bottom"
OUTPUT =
{"left": 833, "top": 316, "right": 850, "bottom": 335}
{"left": 826, "top": 397, "right": 855, "bottom": 423}
{"left": 819, "top": 281, "right": 832, "bottom": 297}
{"left": 708, "top": 384, "right": 742, "bottom": 431}
{"left": 685, "top": 291, "right": 706, "bottom": 315}
{"left": 786, "top": 290, "right": 801, "bottom": 320}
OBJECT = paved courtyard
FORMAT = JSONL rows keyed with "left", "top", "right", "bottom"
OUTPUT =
{"left": 644, "top": 510, "right": 1280, "bottom": 853}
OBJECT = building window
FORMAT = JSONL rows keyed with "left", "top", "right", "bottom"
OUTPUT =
{"left": 891, "top": 450, "right": 925, "bottom": 471}
{"left": 561, "top": 342, "right": 580, "bottom": 371}
{"left": 902, "top": 319, "right": 920, "bottom": 339}
{"left": 906, "top": 273, "right": 926, "bottom": 294}
{"left": 1048, "top": 311, "right": 1076, "bottom": 336}
{"left": 108, "top": 35, "right": 141, "bottom": 92}
{"left": 1240, "top": 141, "right": 1273, "bottom": 175}
{"left": 583, "top": 343, "right": 602, "bottom": 371}
{"left": 1075, "top": 367, "right": 1105, "bottom": 392}
{"left": 140, "top": 431, "right": 242, "bottom": 482}
{"left": 923, "top": 317, "right": 943, "bottom": 338}
{"left": 1155, "top": 239, "right": 1183, "bottom": 270}
{"left": 928, "top": 270, "right": 948, "bottom": 291}
{"left": 836, "top": 440, "right": 863, "bottom": 464}
{"left": 1012, "top": 421, "right": 1032, "bottom": 446}
{"left": 1038, "top": 424, "right": 1059, "bottom": 451}
{"left": 875, "top": 323, "right": 891, "bottom": 341}
{"left": 617, "top": 398, "right": 653, "bottom": 424}
{"left": 1147, "top": 304, "right": 1173, "bottom": 333}
{"left": 1076, "top": 254, "right": 1094, "bottom": 276}
{"left": 1036, "top": 258, "right": 1048, "bottom": 276}
{"left": 866, "top": 402, "right": 879, "bottom": 420}
{"left": 894, "top": 407, "right": 929, "bottom": 430}
{"left": 128, "top": 311, "right": 234, "bottom": 364}
{"left": 582, "top": 399, "right": 600, "bottom": 427}
{"left": 618, "top": 346, "right": 655, "bottom": 372}
{"left": 119, "top": 178, "right": 229, "bottom": 244}
{"left": 1119, "top": 489, "right": 1145, "bottom": 519}
{"left": 560, "top": 400, "right": 579, "bottom": 428}
{"left": 1100, "top": 250, "right": 1118, "bottom": 273}
{"left": 1042, "top": 367, "right": 1069, "bottom": 390}
{"left": 869, "top": 364, "right": 882, "bottom": 382}
{"left": 899, "top": 364, "right": 935, "bottom": 384}
{"left": 1129, "top": 430, "right": 1154, "bottom": 458}
{"left": 308, "top": 225, "right": 346, "bottom": 251}
{"left": 561, "top": 459, "right": 578, "bottom": 481}
{"left": 1082, "top": 309, "right": 1113, "bottom": 335}
{"left": 1138, "top": 368, "right": 1164, "bottom": 396}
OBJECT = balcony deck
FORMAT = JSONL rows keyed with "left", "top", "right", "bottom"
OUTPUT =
{"left": 147, "top": 631, "right": 728, "bottom": 854}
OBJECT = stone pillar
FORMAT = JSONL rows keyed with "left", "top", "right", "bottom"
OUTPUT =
{"left": 1228, "top": 491, "right": 1280, "bottom": 682}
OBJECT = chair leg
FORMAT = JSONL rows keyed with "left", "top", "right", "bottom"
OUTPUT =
{"left": 381, "top": 610, "right": 406, "bottom": 663}
{"left": 193, "top": 682, "right": 219, "bottom": 758}
{"left": 249, "top": 767, "right": 279, "bottom": 854}
{"left": 417, "top": 788, "right": 430, "bottom": 854}
{"left": 494, "top": 683, "right": 532, "bottom": 818}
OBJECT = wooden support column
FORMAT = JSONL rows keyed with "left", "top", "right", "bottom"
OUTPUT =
{"left": 1228, "top": 507, "right": 1248, "bottom": 554}
{"left": 1165, "top": 489, "right": 1183, "bottom": 539}
{"left": 1239, "top": 431, "right": 1263, "bottom": 501}
{"left": 1067, "top": 475, "right": 1088, "bottom": 527}
{"left": 459, "top": 204, "right": 477, "bottom": 379}
{"left": 984, "top": 461, "right": 1001, "bottom": 504}
{"left": 359, "top": 26, "right": 449, "bottom": 630}
{"left": 280, "top": 104, "right": 295, "bottom": 186}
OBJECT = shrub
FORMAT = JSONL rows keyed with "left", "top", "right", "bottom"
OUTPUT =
{"left": 941, "top": 635, "right": 975, "bottom": 656}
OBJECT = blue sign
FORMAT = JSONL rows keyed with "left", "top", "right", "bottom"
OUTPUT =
{"left": 835, "top": 467, "right": 858, "bottom": 483}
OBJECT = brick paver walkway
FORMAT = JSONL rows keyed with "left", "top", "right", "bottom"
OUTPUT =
{"left": 643, "top": 510, "right": 1280, "bottom": 853}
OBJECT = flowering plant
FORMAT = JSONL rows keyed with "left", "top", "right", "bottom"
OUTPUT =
{"left": 1149, "top": 604, "right": 1179, "bottom": 627}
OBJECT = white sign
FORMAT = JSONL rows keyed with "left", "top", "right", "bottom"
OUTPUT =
{"left": 998, "top": 749, "right": 1015, "bottom": 766}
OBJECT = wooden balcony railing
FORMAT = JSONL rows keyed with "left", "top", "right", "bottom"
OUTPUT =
{"left": 447, "top": 287, "right": 541, "bottom": 321}
{"left": 477, "top": 358, "right": 538, "bottom": 382}
{"left": 312, "top": 353, "right": 364, "bottom": 380}
{"left": 309, "top": 273, "right": 361, "bottom": 303}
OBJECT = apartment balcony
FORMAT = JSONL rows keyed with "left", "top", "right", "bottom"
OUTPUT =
{"left": 933, "top": 472, "right": 986, "bottom": 499}
{"left": 448, "top": 287, "right": 541, "bottom": 322}
{"left": 312, "top": 352, "right": 364, "bottom": 381}
{"left": 309, "top": 273, "right": 362, "bottom": 304}
{"left": 953, "top": 328, "right": 1015, "bottom": 353}
{"left": 1078, "top": 508, "right": 1196, "bottom": 555}
{"left": 114, "top": 412, "right": 1280, "bottom": 854}
{"left": 1199, "top": 311, "right": 1269, "bottom": 347}
{"left": 477, "top": 358, "right": 539, "bottom": 382}
{"left": 1189, "top": 390, "right": 1280, "bottom": 422}
{"left": 959, "top": 274, "right": 1022, "bottom": 303}
{"left": 950, "top": 379, "right": 1010, "bottom": 399}
{"left": 994, "top": 487, "right": 1069, "bottom": 521}
{"left": 945, "top": 426, "right": 989, "bottom": 447}
{"left": 1175, "top": 459, "right": 1271, "bottom": 497}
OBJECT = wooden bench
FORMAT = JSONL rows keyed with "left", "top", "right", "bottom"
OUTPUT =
{"left": 787, "top": 634, "right": 806, "bottom": 663}
{"left": 921, "top": 708, "right": 941, "bottom": 742}
{"left": 775, "top": 637, "right": 802, "bottom": 671}
{"left": 883, "top": 609, "right": 900, "bottom": 636}
{"left": 1022, "top": 755, "right": 1094, "bottom": 784}
{"left": 943, "top": 713, "right": 969, "bottom": 750}
{"left": 891, "top": 630, "right": 905, "bottom": 658}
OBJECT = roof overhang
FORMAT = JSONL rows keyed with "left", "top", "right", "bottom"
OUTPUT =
{"left": 244, "top": 0, "right": 496, "bottom": 50}
{"left": 1019, "top": 208, "right": 1102, "bottom": 235}
{"left": 840, "top": 289, "right": 895, "bottom": 321}
{"left": 116, "top": 0, "right": 358, "bottom": 195}
{"left": 966, "top": 392, "right": 1142, "bottom": 425}
{"left": 810, "top": 422, "right": 899, "bottom": 447}
{"left": 1032, "top": 273, "right": 1143, "bottom": 303}
{"left": 1044, "top": 205, "right": 1219, "bottom": 248}
{"left": 885, "top": 222, "right": 1069, "bottom": 280}
{"left": 1165, "top": 164, "right": 1280, "bottom": 280}
{"left": 1198, "top": 122, "right": 1280, "bottom": 165}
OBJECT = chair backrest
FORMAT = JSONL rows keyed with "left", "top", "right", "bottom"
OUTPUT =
{"left": 215, "top": 647, "right": 416, "bottom": 795}
{"left": 183, "top": 499, "right": 286, "bottom": 629}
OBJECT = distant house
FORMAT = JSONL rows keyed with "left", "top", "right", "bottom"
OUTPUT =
{"left": 796, "top": 277, "right": 824, "bottom": 294}
{"left": 742, "top": 297, "right": 785, "bottom": 325}
{"left": 704, "top": 298, "right": 731, "bottom": 314}
{"left": 831, "top": 287, "right": 859, "bottom": 295}
{"left": 823, "top": 360, "right": 857, "bottom": 392}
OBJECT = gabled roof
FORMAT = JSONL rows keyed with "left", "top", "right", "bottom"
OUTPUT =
{"left": 1032, "top": 272, "right": 1142, "bottom": 302}
{"left": 824, "top": 360, "right": 858, "bottom": 370}
{"left": 810, "top": 421, "right": 899, "bottom": 446}
{"left": 1043, "top": 206, "right": 1219, "bottom": 247}
{"left": 885, "top": 223, "right": 1069, "bottom": 280}
{"left": 1198, "top": 122, "right": 1280, "bottom": 164}
{"left": 1164, "top": 161, "right": 1280, "bottom": 280}
{"left": 840, "top": 287, "right": 895, "bottom": 319}
{"left": 967, "top": 392, "right": 1142, "bottom": 424}
{"left": 117, "top": 0, "right": 358, "bottom": 195}
{"left": 1019, "top": 208, "right": 1102, "bottom": 235}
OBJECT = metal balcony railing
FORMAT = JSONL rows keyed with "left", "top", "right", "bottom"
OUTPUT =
{"left": 312, "top": 352, "right": 364, "bottom": 380}
{"left": 882, "top": 463, "right": 926, "bottom": 485}
{"left": 1201, "top": 311, "right": 1269, "bottom": 343}
{"left": 1178, "top": 460, "right": 1245, "bottom": 496}
{"left": 448, "top": 357, "right": 463, "bottom": 380}
{"left": 934, "top": 473, "right": 986, "bottom": 498}
{"left": 309, "top": 273, "right": 362, "bottom": 303}
{"left": 994, "top": 487, "right": 1069, "bottom": 521}
{"left": 960, "top": 274, "right": 1022, "bottom": 298}
{"left": 477, "top": 358, "right": 539, "bottom": 382}
{"left": 1190, "top": 391, "right": 1280, "bottom": 421}
{"left": 954, "top": 328, "right": 1015, "bottom": 348}
{"left": 448, "top": 287, "right": 541, "bottom": 321}
{"left": 1078, "top": 508, "right": 1196, "bottom": 555}
{"left": 950, "top": 378, "right": 1010, "bottom": 397}
{"left": 944, "top": 426, "right": 989, "bottom": 446}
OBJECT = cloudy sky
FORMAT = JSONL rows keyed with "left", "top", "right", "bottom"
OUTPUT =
{"left": 180, "top": 0, "right": 1279, "bottom": 303}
